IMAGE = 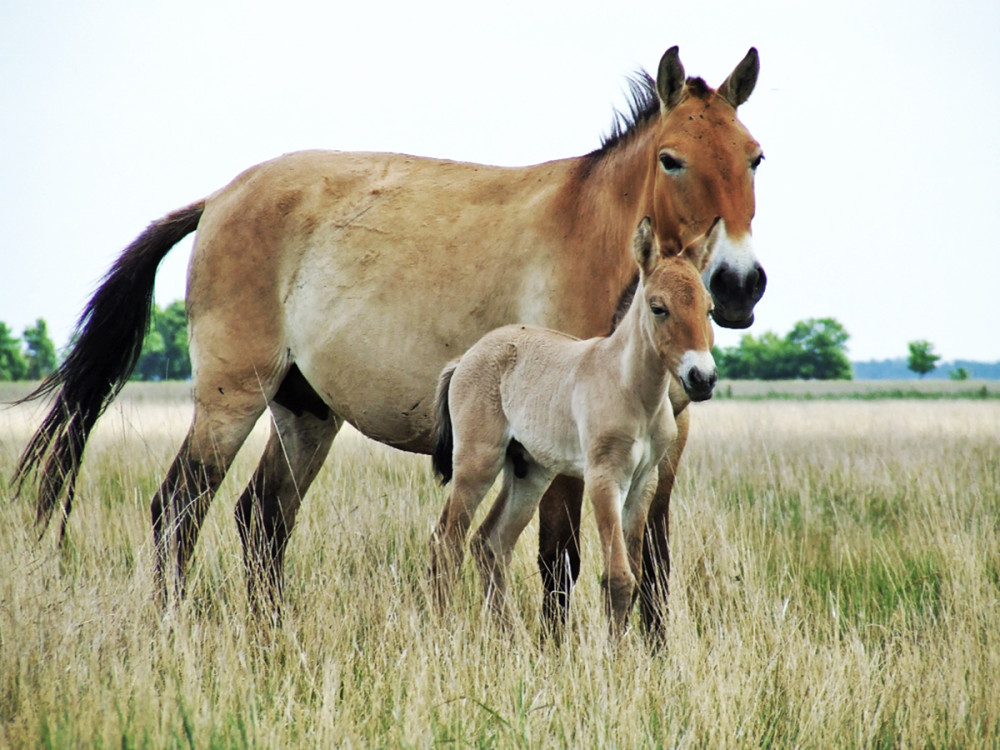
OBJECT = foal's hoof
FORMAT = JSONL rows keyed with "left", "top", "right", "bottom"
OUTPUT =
{"left": 602, "top": 575, "right": 637, "bottom": 637}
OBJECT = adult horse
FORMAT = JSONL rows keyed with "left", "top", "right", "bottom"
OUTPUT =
{"left": 15, "top": 46, "right": 765, "bottom": 634}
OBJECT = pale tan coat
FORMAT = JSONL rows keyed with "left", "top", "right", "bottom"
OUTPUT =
{"left": 17, "top": 47, "right": 763, "bottom": 632}
{"left": 430, "top": 218, "right": 717, "bottom": 632}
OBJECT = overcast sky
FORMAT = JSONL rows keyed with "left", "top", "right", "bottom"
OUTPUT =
{"left": 2, "top": 0, "right": 998, "bottom": 362}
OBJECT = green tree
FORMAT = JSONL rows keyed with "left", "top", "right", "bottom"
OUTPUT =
{"left": 716, "top": 317, "right": 852, "bottom": 380}
{"left": 132, "top": 300, "right": 191, "bottom": 381}
{"left": 716, "top": 330, "right": 801, "bottom": 380}
{"left": 23, "top": 319, "right": 58, "bottom": 379}
{"left": 907, "top": 340, "right": 940, "bottom": 378}
{"left": 786, "top": 317, "right": 853, "bottom": 380}
{"left": 949, "top": 366, "right": 970, "bottom": 381}
{"left": 0, "top": 322, "right": 28, "bottom": 381}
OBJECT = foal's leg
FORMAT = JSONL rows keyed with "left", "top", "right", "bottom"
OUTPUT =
{"left": 235, "top": 376, "right": 342, "bottom": 623}
{"left": 640, "top": 406, "right": 690, "bottom": 637}
{"left": 151, "top": 388, "right": 266, "bottom": 606}
{"left": 585, "top": 468, "right": 635, "bottom": 636}
{"left": 471, "top": 459, "right": 554, "bottom": 624}
{"left": 429, "top": 443, "right": 505, "bottom": 612}
{"left": 536, "top": 475, "right": 585, "bottom": 634}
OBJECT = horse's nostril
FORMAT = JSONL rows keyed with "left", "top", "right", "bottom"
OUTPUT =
{"left": 709, "top": 266, "right": 738, "bottom": 304}
{"left": 745, "top": 263, "right": 767, "bottom": 303}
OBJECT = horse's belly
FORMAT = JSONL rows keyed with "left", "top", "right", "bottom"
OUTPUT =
{"left": 293, "top": 331, "right": 443, "bottom": 453}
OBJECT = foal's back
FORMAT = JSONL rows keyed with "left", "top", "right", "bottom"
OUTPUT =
{"left": 446, "top": 323, "right": 595, "bottom": 477}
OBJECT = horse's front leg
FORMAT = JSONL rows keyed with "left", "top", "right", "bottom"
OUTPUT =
{"left": 640, "top": 406, "right": 690, "bottom": 638}
{"left": 536, "top": 475, "right": 584, "bottom": 636}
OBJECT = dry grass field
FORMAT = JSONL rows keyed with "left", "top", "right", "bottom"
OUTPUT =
{"left": 1, "top": 382, "right": 998, "bottom": 747}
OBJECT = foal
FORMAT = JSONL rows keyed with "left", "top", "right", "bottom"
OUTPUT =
{"left": 429, "top": 217, "right": 718, "bottom": 632}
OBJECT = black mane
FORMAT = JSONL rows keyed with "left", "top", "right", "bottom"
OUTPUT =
{"left": 589, "top": 72, "right": 661, "bottom": 159}
{"left": 588, "top": 73, "right": 713, "bottom": 160}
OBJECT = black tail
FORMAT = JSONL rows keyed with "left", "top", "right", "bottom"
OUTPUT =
{"left": 431, "top": 361, "right": 459, "bottom": 484}
{"left": 12, "top": 201, "right": 205, "bottom": 539}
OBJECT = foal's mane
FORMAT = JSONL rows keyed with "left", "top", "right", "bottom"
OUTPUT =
{"left": 588, "top": 73, "right": 712, "bottom": 160}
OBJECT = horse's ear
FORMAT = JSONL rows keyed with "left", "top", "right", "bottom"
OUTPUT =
{"left": 656, "top": 46, "right": 686, "bottom": 112}
{"left": 685, "top": 217, "right": 723, "bottom": 272}
{"left": 632, "top": 217, "right": 656, "bottom": 273}
{"left": 717, "top": 48, "right": 759, "bottom": 109}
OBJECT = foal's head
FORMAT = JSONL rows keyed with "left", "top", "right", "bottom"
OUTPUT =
{"left": 632, "top": 217, "right": 718, "bottom": 402}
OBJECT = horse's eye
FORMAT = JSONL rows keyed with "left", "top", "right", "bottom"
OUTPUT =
{"left": 750, "top": 153, "right": 765, "bottom": 171}
{"left": 651, "top": 304, "right": 669, "bottom": 318}
{"left": 659, "top": 153, "right": 684, "bottom": 173}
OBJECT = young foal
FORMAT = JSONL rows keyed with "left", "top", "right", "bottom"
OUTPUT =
{"left": 430, "top": 217, "right": 718, "bottom": 632}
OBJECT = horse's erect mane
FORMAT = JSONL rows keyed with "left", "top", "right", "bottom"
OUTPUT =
{"left": 588, "top": 74, "right": 712, "bottom": 160}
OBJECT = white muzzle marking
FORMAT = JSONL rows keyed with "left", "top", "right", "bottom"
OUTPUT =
{"left": 702, "top": 228, "right": 758, "bottom": 286}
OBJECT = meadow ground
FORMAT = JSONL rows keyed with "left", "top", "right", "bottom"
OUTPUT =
{"left": 0, "top": 382, "right": 997, "bottom": 747}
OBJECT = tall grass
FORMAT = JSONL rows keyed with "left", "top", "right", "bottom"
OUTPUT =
{"left": 1, "top": 385, "right": 998, "bottom": 747}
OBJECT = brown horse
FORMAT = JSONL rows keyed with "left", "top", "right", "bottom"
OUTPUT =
{"left": 14, "top": 46, "right": 765, "bottom": 634}
{"left": 430, "top": 217, "right": 717, "bottom": 634}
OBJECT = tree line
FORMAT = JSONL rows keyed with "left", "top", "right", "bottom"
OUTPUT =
{"left": 0, "top": 301, "right": 191, "bottom": 383}
{"left": 0, "top": 319, "right": 58, "bottom": 381}
{"left": 0, "top": 306, "right": 953, "bottom": 383}
{"left": 715, "top": 317, "right": 853, "bottom": 380}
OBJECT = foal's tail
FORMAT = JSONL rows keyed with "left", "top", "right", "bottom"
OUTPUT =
{"left": 12, "top": 201, "right": 206, "bottom": 540}
{"left": 431, "top": 361, "right": 460, "bottom": 485}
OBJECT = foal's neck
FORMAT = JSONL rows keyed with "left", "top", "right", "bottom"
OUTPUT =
{"left": 601, "top": 278, "right": 671, "bottom": 408}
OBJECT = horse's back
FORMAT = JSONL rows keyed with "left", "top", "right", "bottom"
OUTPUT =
{"left": 184, "top": 151, "right": 589, "bottom": 451}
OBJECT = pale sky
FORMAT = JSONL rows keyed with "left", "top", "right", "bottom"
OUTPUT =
{"left": 2, "top": 0, "right": 998, "bottom": 362}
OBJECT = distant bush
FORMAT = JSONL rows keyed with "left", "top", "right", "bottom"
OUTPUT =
{"left": 716, "top": 317, "right": 852, "bottom": 380}
{"left": 0, "top": 319, "right": 57, "bottom": 381}
{"left": 131, "top": 300, "right": 191, "bottom": 381}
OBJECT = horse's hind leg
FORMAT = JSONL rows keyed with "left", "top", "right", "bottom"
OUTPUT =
{"left": 151, "top": 394, "right": 266, "bottom": 605}
{"left": 235, "top": 366, "right": 342, "bottom": 623}
{"left": 536, "top": 475, "right": 585, "bottom": 635}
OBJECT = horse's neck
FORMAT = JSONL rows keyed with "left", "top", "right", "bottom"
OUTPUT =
{"left": 573, "top": 132, "right": 652, "bottom": 228}
{"left": 600, "top": 280, "right": 671, "bottom": 411}
{"left": 564, "top": 132, "right": 658, "bottom": 286}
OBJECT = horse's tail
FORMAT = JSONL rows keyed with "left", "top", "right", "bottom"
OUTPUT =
{"left": 431, "top": 361, "right": 460, "bottom": 485}
{"left": 13, "top": 201, "right": 206, "bottom": 539}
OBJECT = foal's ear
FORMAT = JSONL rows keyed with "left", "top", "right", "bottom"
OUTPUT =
{"left": 684, "top": 217, "right": 723, "bottom": 272}
{"left": 631, "top": 217, "right": 657, "bottom": 273}
{"left": 656, "top": 46, "right": 686, "bottom": 112}
{"left": 717, "top": 47, "right": 759, "bottom": 109}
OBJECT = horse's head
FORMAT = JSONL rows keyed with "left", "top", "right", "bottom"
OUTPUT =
{"left": 632, "top": 217, "right": 717, "bottom": 402}
{"left": 645, "top": 46, "right": 765, "bottom": 329}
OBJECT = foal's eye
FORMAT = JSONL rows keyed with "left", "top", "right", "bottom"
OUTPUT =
{"left": 650, "top": 304, "right": 669, "bottom": 318}
{"left": 750, "top": 153, "right": 765, "bottom": 171}
{"left": 659, "top": 153, "right": 685, "bottom": 173}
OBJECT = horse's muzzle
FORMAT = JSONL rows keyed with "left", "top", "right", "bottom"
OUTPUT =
{"left": 709, "top": 261, "right": 766, "bottom": 329}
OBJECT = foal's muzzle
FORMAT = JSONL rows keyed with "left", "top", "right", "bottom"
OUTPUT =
{"left": 682, "top": 366, "right": 718, "bottom": 402}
